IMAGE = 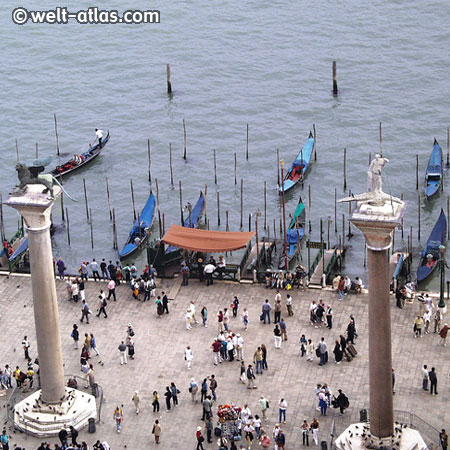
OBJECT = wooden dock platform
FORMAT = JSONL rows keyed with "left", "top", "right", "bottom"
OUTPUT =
{"left": 309, "top": 248, "right": 343, "bottom": 286}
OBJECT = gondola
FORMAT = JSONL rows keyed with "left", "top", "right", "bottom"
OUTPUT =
{"left": 165, "top": 191, "right": 205, "bottom": 254}
{"left": 119, "top": 192, "right": 156, "bottom": 260}
{"left": 425, "top": 138, "right": 443, "bottom": 198}
{"left": 416, "top": 209, "right": 446, "bottom": 283}
{"left": 279, "top": 131, "right": 315, "bottom": 193}
{"left": 51, "top": 131, "right": 110, "bottom": 177}
{"left": 286, "top": 196, "right": 306, "bottom": 259}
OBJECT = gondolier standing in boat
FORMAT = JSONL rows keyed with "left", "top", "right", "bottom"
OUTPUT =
{"left": 95, "top": 128, "right": 104, "bottom": 147}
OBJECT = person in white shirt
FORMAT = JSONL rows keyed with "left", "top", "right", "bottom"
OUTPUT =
{"left": 275, "top": 290, "right": 282, "bottom": 303}
{"left": 241, "top": 404, "right": 251, "bottom": 424}
{"left": 204, "top": 263, "right": 216, "bottom": 286}
{"left": 218, "top": 256, "right": 226, "bottom": 279}
{"left": 184, "top": 346, "right": 193, "bottom": 370}
{"left": 286, "top": 294, "right": 293, "bottom": 316}
{"left": 190, "top": 301, "right": 198, "bottom": 324}
{"left": 185, "top": 309, "right": 192, "bottom": 330}
{"left": 95, "top": 128, "right": 104, "bottom": 147}
{"left": 242, "top": 308, "right": 249, "bottom": 331}
{"left": 278, "top": 398, "right": 288, "bottom": 423}
{"left": 236, "top": 334, "right": 244, "bottom": 360}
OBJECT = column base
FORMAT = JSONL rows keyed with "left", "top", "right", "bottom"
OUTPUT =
{"left": 335, "top": 423, "right": 426, "bottom": 450}
{"left": 13, "top": 388, "right": 97, "bottom": 437}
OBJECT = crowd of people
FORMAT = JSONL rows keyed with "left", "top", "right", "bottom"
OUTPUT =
{"left": 1, "top": 257, "right": 448, "bottom": 450}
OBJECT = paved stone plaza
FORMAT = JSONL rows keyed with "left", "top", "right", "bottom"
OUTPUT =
{"left": 0, "top": 274, "right": 448, "bottom": 449}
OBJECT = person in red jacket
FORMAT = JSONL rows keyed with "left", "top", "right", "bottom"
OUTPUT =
{"left": 212, "top": 340, "right": 222, "bottom": 365}
{"left": 196, "top": 426, "right": 205, "bottom": 450}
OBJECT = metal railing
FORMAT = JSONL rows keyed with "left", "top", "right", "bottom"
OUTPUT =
{"left": 309, "top": 248, "right": 324, "bottom": 281}
{"left": 329, "top": 409, "right": 441, "bottom": 450}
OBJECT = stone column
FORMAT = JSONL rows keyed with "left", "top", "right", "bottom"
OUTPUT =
{"left": 350, "top": 216, "right": 402, "bottom": 440}
{"left": 367, "top": 247, "right": 393, "bottom": 437}
{"left": 7, "top": 185, "right": 65, "bottom": 404}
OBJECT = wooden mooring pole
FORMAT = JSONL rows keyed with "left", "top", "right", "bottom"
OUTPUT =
{"left": 246, "top": 123, "right": 249, "bottom": 161}
{"left": 130, "top": 179, "right": 137, "bottom": 221}
{"left": 379, "top": 122, "right": 383, "bottom": 157}
{"left": 226, "top": 211, "right": 229, "bottom": 232}
{"left": 106, "top": 177, "right": 112, "bottom": 221}
{"left": 155, "top": 178, "right": 162, "bottom": 239}
{"left": 35, "top": 142, "right": 39, "bottom": 159}
{"left": 147, "top": 139, "right": 152, "bottom": 183}
{"left": 334, "top": 188, "right": 337, "bottom": 233}
{"left": 112, "top": 208, "right": 118, "bottom": 249}
{"left": 15, "top": 139, "right": 19, "bottom": 162}
{"left": 234, "top": 152, "right": 237, "bottom": 185}
{"left": 59, "top": 175, "right": 65, "bottom": 222}
{"left": 54, "top": 113, "right": 60, "bottom": 156}
{"left": 240, "top": 179, "right": 243, "bottom": 229}
{"left": 332, "top": 60, "right": 338, "bottom": 95}
{"left": 343, "top": 148, "right": 347, "bottom": 191}
{"left": 183, "top": 119, "right": 187, "bottom": 160}
{"left": 89, "top": 208, "right": 94, "bottom": 248}
{"left": 179, "top": 180, "right": 184, "bottom": 225}
{"left": 313, "top": 124, "right": 317, "bottom": 161}
{"left": 217, "top": 191, "right": 221, "bottom": 226}
{"left": 416, "top": 154, "right": 419, "bottom": 190}
{"left": 65, "top": 208, "right": 70, "bottom": 245}
{"left": 418, "top": 194, "right": 421, "bottom": 241}
{"left": 308, "top": 184, "right": 312, "bottom": 233}
{"left": 166, "top": 64, "right": 172, "bottom": 94}
{"left": 214, "top": 149, "right": 217, "bottom": 185}
{"left": 277, "top": 148, "right": 280, "bottom": 187}
{"left": 204, "top": 184, "right": 208, "bottom": 225}
{"left": 169, "top": 144, "right": 174, "bottom": 187}
{"left": 264, "top": 181, "right": 267, "bottom": 231}
{"left": 83, "top": 178, "right": 89, "bottom": 221}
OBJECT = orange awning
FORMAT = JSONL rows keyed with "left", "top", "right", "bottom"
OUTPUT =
{"left": 162, "top": 225, "right": 255, "bottom": 252}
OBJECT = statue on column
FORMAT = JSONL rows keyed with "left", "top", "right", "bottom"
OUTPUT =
{"left": 367, "top": 154, "right": 389, "bottom": 194}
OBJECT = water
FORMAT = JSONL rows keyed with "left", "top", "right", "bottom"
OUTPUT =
{"left": 1, "top": 1, "right": 450, "bottom": 288}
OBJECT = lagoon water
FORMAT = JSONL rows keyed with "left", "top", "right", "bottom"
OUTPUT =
{"left": 1, "top": 1, "right": 450, "bottom": 288}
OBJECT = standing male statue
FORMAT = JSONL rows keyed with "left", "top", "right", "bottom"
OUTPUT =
{"left": 367, "top": 154, "right": 389, "bottom": 194}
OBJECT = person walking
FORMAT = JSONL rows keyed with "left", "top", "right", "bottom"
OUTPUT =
{"left": 414, "top": 315, "right": 424, "bottom": 338}
{"left": 301, "top": 419, "right": 310, "bottom": 446}
{"left": 429, "top": 367, "right": 438, "bottom": 395}
{"left": 80, "top": 300, "right": 90, "bottom": 324}
{"left": 164, "top": 386, "right": 172, "bottom": 412}
{"left": 170, "top": 382, "right": 179, "bottom": 407}
{"left": 279, "top": 398, "right": 287, "bottom": 423}
{"left": 107, "top": 279, "right": 116, "bottom": 302}
{"left": 205, "top": 416, "right": 213, "bottom": 443}
{"left": 113, "top": 406, "right": 124, "bottom": 433}
{"left": 286, "top": 294, "right": 294, "bottom": 316}
{"left": 242, "top": 307, "right": 249, "bottom": 331}
{"left": 236, "top": 334, "right": 244, "bottom": 361}
{"left": 306, "top": 339, "right": 315, "bottom": 362}
{"left": 311, "top": 418, "right": 320, "bottom": 445}
{"left": 440, "top": 430, "right": 448, "bottom": 450}
{"left": 185, "top": 346, "right": 194, "bottom": 370}
{"left": 201, "top": 306, "right": 207, "bottom": 327}
{"left": 335, "top": 390, "right": 349, "bottom": 415}
{"left": 0, "top": 429, "right": 9, "bottom": 450}
{"left": 280, "top": 318, "right": 288, "bottom": 341}
{"left": 422, "top": 364, "right": 429, "bottom": 390}
{"left": 126, "top": 336, "right": 135, "bottom": 360}
{"left": 212, "top": 339, "right": 222, "bottom": 365}
{"left": 232, "top": 296, "right": 239, "bottom": 317}
{"left": 181, "top": 263, "right": 190, "bottom": 286}
{"left": 22, "top": 336, "right": 30, "bottom": 360}
{"left": 152, "top": 391, "right": 160, "bottom": 412}
{"left": 78, "top": 278, "right": 86, "bottom": 302}
{"left": 244, "top": 422, "right": 255, "bottom": 448}
{"left": 132, "top": 390, "right": 140, "bottom": 414}
{"left": 326, "top": 305, "right": 333, "bottom": 329}
{"left": 118, "top": 341, "right": 127, "bottom": 365}
{"left": 247, "top": 364, "right": 257, "bottom": 389}
{"left": 274, "top": 325, "right": 282, "bottom": 349}
{"left": 209, "top": 375, "right": 218, "bottom": 401}
{"left": 69, "top": 425, "right": 79, "bottom": 447}
{"left": 261, "top": 344, "right": 268, "bottom": 370}
{"left": 276, "top": 429, "right": 286, "bottom": 450}
{"left": 90, "top": 333, "right": 100, "bottom": 356}
{"left": 152, "top": 420, "right": 162, "bottom": 444}
{"left": 318, "top": 337, "right": 328, "bottom": 366}
{"left": 333, "top": 340, "right": 343, "bottom": 364}
{"left": 337, "top": 276, "right": 345, "bottom": 301}
{"left": 254, "top": 347, "right": 264, "bottom": 374}
{"left": 300, "top": 334, "right": 307, "bottom": 357}
{"left": 96, "top": 291, "right": 108, "bottom": 318}
{"left": 274, "top": 299, "right": 282, "bottom": 324}
{"left": 189, "top": 378, "right": 199, "bottom": 402}
{"left": 259, "top": 395, "right": 269, "bottom": 420}
{"left": 71, "top": 324, "right": 79, "bottom": 349}
{"left": 57, "top": 257, "right": 65, "bottom": 279}
{"left": 196, "top": 426, "right": 205, "bottom": 450}
{"left": 202, "top": 395, "right": 212, "bottom": 420}
{"left": 261, "top": 299, "right": 272, "bottom": 324}
{"left": 439, "top": 323, "right": 450, "bottom": 346}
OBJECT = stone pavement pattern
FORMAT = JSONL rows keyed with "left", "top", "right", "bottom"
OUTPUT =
{"left": 0, "top": 275, "right": 449, "bottom": 449}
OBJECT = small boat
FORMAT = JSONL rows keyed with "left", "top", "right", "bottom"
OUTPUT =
{"left": 286, "top": 196, "right": 306, "bottom": 259}
{"left": 425, "top": 138, "right": 443, "bottom": 198}
{"left": 119, "top": 192, "right": 156, "bottom": 260}
{"left": 279, "top": 131, "right": 315, "bottom": 193}
{"left": 0, "top": 228, "right": 27, "bottom": 269}
{"left": 51, "top": 131, "right": 110, "bottom": 177}
{"left": 165, "top": 192, "right": 205, "bottom": 254}
{"left": 416, "top": 209, "right": 446, "bottom": 283}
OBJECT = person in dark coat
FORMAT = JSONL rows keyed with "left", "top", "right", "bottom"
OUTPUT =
{"left": 335, "top": 390, "right": 349, "bottom": 415}
{"left": 428, "top": 367, "right": 438, "bottom": 395}
{"left": 346, "top": 320, "right": 355, "bottom": 344}
{"left": 69, "top": 426, "right": 79, "bottom": 447}
{"left": 395, "top": 286, "right": 405, "bottom": 309}
{"left": 333, "top": 340, "right": 343, "bottom": 364}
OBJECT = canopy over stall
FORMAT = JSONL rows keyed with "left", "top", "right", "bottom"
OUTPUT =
{"left": 162, "top": 225, "right": 255, "bottom": 253}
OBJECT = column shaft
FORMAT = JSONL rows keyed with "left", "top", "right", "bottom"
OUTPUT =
{"left": 27, "top": 225, "right": 65, "bottom": 403}
{"left": 367, "top": 248, "right": 394, "bottom": 437}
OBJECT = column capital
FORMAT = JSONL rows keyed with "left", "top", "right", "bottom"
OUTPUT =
{"left": 6, "top": 184, "right": 61, "bottom": 231}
